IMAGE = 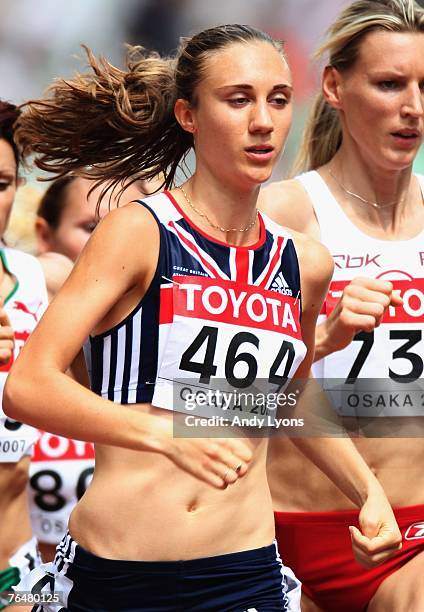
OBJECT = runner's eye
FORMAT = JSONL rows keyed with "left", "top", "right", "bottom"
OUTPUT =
{"left": 82, "top": 222, "right": 97, "bottom": 233}
{"left": 0, "top": 179, "right": 14, "bottom": 191}
{"left": 378, "top": 80, "right": 400, "bottom": 91}
{"left": 228, "top": 97, "right": 250, "bottom": 106}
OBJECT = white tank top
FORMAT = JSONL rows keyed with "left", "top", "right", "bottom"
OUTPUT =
{"left": 297, "top": 170, "right": 424, "bottom": 417}
{"left": 0, "top": 248, "right": 48, "bottom": 461}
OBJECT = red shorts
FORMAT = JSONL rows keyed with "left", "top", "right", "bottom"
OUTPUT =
{"left": 275, "top": 505, "right": 424, "bottom": 612}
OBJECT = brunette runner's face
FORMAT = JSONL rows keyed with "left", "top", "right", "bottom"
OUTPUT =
{"left": 45, "top": 178, "right": 109, "bottom": 262}
{"left": 40, "top": 177, "right": 160, "bottom": 261}
{"left": 334, "top": 30, "right": 424, "bottom": 171}
{"left": 0, "top": 139, "right": 17, "bottom": 238}
{"left": 189, "top": 40, "right": 293, "bottom": 190}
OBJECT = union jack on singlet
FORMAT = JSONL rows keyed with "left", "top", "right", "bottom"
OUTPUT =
{"left": 86, "top": 191, "right": 307, "bottom": 411}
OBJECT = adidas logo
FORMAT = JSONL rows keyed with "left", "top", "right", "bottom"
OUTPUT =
{"left": 270, "top": 272, "right": 292, "bottom": 295}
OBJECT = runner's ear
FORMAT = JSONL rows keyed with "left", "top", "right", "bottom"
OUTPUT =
{"left": 174, "top": 98, "right": 197, "bottom": 135}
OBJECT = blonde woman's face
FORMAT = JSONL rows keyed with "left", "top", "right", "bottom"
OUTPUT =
{"left": 0, "top": 139, "right": 17, "bottom": 238}
{"left": 336, "top": 30, "right": 424, "bottom": 170}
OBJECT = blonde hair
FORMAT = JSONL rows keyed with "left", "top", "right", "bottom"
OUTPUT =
{"left": 292, "top": 0, "right": 424, "bottom": 174}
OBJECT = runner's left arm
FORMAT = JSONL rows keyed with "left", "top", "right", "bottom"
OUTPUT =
{"left": 288, "top": 233, "right": 402, "bottom": 568}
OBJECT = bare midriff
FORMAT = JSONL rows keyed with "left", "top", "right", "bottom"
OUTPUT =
{"left": 269, "top": 434, "right": 424, "bottom": 513}
{"left": 69, "top": 403, "right": 274, "bottom": 561}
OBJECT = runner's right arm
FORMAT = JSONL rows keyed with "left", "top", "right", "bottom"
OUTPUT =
{"left": 3, "top": 202, "right": 252, "bottom": 488}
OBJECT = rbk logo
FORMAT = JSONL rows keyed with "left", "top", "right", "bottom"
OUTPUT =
{"left": 333, "top": 254, "right": 382, "bottom": 269}
{"left": 405, "top": 522, "right": 424, "bottom": 540}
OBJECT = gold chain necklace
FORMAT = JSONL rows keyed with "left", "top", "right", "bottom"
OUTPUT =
{"left": 178, "top": 185, "right": 258, "bottom": 233}
{"left": 328, "top": 167, "right": 406, "bottom": 209}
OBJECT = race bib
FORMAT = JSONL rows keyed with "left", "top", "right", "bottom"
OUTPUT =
{"left": 0, "top": 417, "right": 38, "bottom": 462}
{"left": 321, "top": 278, "right": 424, "bottom": 417}
{"left": 29, "top": 432, "right": 95, "bottom": 544}
{"left": 152, "top": 275, "right": 306, "bottom": 417}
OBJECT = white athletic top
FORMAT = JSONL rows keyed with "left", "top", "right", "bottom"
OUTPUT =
{"left": 0, "top": 248, "right": 48, "bottom": 462}
{"left": 297, "top": 171, "right": 424, "bottom": 417}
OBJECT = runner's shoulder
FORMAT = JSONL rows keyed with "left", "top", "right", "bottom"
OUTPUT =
{"left": 259, "top": 178, "right": 313, "bottom": 232}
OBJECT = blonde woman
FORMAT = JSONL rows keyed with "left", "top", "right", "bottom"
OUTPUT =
{"left": 261, "top": 1, "right": 424, "bottom": 610}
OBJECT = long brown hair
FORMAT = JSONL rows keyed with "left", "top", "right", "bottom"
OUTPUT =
{"left": 292, "top": 0, "right": 424, "bottom": 175}
{"left": 16, "top": 25, "right": 283, "bottom": 200}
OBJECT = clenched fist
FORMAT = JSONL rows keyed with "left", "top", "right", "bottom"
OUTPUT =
{"left": 316, "top": 277, "right": 403, "bottom": 359}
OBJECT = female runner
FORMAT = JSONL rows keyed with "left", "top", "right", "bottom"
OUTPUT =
{"left": 5, "top": 26, "right": 401, "bottom": 611}
{"left": 0, "top": 101, "right": 48, "bottom": 612}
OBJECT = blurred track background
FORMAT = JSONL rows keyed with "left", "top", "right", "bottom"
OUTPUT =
{"left": 2, "top": 0, "right": 423, "bottom": 249}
